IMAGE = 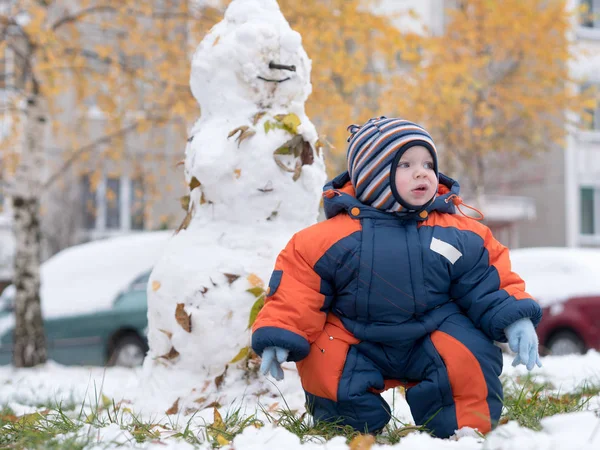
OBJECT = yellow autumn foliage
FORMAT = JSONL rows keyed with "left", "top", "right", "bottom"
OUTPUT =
{"left": 388, "top": 0, "right": 592, "bottom": 190}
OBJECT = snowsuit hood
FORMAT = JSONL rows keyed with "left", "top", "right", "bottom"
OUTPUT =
{"left": 323, "top": 171, "right": 460, "bottom": 221}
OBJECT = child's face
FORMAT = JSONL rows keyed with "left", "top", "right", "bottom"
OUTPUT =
{"left": 394, "top": 145, "right": 438, "bottom": 207}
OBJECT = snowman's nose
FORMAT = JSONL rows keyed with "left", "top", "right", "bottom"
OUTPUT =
{"left": 269, "top": 61, "right": 296, "bottom": 72}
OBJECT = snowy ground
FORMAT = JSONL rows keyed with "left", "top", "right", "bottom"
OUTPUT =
{"left": 0, "top": 352, "right": 599, "bottom": 449}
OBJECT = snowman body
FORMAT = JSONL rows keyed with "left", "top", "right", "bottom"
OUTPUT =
{"left": 145, "top": 0, "right": 327, "bottom": 375}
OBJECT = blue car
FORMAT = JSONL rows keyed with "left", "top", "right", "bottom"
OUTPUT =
{"left": 0, "top": 270, "right": 150, "bottom": 367}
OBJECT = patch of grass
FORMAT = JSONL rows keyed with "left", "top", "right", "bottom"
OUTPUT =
{"left": 501, "top": 374, "right": 600, "bottom": 431}
{"left": 0, "top": 406, "right": 87, "bottom": 449}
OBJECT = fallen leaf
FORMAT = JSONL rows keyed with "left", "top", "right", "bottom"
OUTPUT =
{"left": 101, "top": 394, "right": 112, "bottom": 409}
{"left": 246, "top": 273, "right": 264, "bottom": 288}
{"left": 152, "top": 280, "right": 161, "bottom": 292}
{"left": 189, "top": 176, "right": 201, "bottom": 190}
{"left": 247, "top": 296, "right": 265, "bottom": 329}
{"left": 214, "top": 365, "right": 228, "bottom": 389}
{"left": 252, "top": 111, "right": 266, "bottom": 125}
{"left": 201, "top": 380, "right": 211, "bottom": 392}
{"left": 274, "top": 113, "right": 301, "bottom": 134}
{"left": 176, "top": 205, "right": 194, "bottom": 233}
{"left": 193, "top": 396, "right": 207, "bottom": 404}
{"left": 349, "top": 434, "right": 376, "bottom": 450}
{"left": 159, "top": 346, "right": 179, "bottom": 360}
{"left": 213, "top": 407, "right": 225, "bottom": 430}
{"left": 180, "top": 195, "right": 190, "bottom": 211}
{"left": 17, "top": 410, "right": 50, "bottom": 426}
{"left": 224, "top": 273, "right": 240, "bottom": 285}
{"left": 206, "top": 401, "right": 222, "bottom": 408}
{"left": 216, "top": 435, "right": 230, "bottom": 446}
{"left": 166, "top": 398, "right": 179, "bottom": 415}
{"left": 209, "top": 407, "right": 229, "bottom": 445}
{"left": 227, "top": 125, "right": 250, "bottom": 139}
{"left": 300, "top": 139, "right": 314, "bottom": 165}
{"left": 175, "top": 303, "right": 192, "bottom": 332}
{"left": 292, "top": 160, "right": 303, "bottom": 181}
{"left": 159, "top": 329, "right": 172, "bottom": 340}
{"left": 0, "top": 413, "right": 18, "bottom": 423}
{"left": 236, "top": 129, "right": 256, "bottom": 147}
{"left": 228, "top": 126, "right": 256, "bottom": 147}
{"left": 273, "top": 146, "right": 292, "bottom": 155}
{"left": 246, "top": 287, "right": 265, "bottom": 298}
{"left": 273, "top": 157, "right": 295, "bottom": 173}
{"left": 230, "top": 346, "right": 249, "bottom": 363}
{"left": 234, "top": 168, "right": 241, "bottom": 179}
{"left": 199, "top": 286, "right": 209, "bottom": 296}
{"left": 184, "top": 407, "right": 200, "bottom": 416}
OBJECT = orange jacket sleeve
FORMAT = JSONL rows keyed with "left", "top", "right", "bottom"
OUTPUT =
{"left": 252, "top": 214, "right": 361, "bottom": 361}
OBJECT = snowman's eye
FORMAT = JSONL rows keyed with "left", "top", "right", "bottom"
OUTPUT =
{"left": 269, "top": 61, "right": 296, "bottom": 72}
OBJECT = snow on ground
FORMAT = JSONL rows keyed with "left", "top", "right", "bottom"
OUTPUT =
{"left": 0, "top": 352, "right": 599, "bottom": 449}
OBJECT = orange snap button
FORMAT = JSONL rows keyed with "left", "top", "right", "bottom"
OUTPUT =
{"left": 350, "top": 207, "right": 360, "bottom": 217}
{"left": 419, "top": 210, "right": 428, "bottom": 219}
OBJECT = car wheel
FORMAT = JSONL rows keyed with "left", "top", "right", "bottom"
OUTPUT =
{"left": 109, "top": 334, "right": 147, "bottom": 367}
{"left": 546, "top": 330, "right": 586, "bottom": 356}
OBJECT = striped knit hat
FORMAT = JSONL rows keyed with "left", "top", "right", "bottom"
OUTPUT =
{"left": 346, "top": 117, "right": 438, "bottom": 212}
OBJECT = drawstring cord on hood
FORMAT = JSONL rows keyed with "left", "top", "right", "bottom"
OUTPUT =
{"left": 445, "top": 194, "right": 485, "bottom": 221}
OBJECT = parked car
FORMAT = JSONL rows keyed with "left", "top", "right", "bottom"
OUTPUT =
{"left": 0, "top": 231, "right": 170, "bottom": 367}
{"left": 509, "top": 247, "right": 600, "bottom": 355}
{"left": 0, "top": 270, "right": 150, "bottom": 367}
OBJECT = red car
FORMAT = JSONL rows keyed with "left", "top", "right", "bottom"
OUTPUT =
{"left": 509, "top": 247, "right": 600, "bottom": 355}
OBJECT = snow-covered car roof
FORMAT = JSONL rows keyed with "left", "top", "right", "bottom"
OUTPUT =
{"left": 509, "top": 247, "right": 600, "bottom": 308}
{"left": 1, "top": 231, "right": 172, "bottom": 318}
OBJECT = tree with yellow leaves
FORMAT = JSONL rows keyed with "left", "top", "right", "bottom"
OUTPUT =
{"left": 0, "top": 0, "right": 218, "bottom": 367}
{"left": 387, "top": 0, "right": 591, "bottom": 199}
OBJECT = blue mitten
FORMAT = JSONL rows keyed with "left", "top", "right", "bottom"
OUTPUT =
{"left": 504, "top": 318, "right": 542, "bottom": 370}
{"left": 259, "top": 346, "right": 289, "bottom": 381}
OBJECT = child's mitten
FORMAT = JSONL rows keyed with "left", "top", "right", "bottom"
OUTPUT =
{"left": 259, "top": 346, "right": 289, "bottom": 381}
{"left": 504, "top": 318, "right": 542, "bottom": 370}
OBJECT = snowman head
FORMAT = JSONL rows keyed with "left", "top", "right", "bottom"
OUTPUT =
{"left": 190, "top": 0, "right": 312, "bottom": 115}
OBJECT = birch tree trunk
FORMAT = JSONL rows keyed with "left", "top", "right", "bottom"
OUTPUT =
{"left": 11, "top": 96, "right": 47, "bottom": 367}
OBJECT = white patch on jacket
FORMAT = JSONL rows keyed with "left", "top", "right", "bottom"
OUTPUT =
{"left": 430, "top": 237, "right": 462, "bottom": 264}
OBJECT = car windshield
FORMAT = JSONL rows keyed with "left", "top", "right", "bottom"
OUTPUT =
{"left": 128, "top": 271, "right": 151, "bottom": 292}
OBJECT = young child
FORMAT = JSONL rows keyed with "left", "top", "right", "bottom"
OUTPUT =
{"left": 251, "top": 117, "right": 542, "bottom": 438}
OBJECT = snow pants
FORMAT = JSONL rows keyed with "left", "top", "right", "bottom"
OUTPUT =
{"left": 298, "top": 313, "right": 503, "bottom": 438}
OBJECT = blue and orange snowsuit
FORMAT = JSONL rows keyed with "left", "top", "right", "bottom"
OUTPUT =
{"left": 252, "top": 171, "right": 542, "bottom": 437}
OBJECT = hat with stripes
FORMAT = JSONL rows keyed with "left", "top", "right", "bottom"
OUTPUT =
{"left": 346, "top": 116, "right": 438, "bottom": 212}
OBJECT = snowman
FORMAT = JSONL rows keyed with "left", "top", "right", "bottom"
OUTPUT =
{"left": 144, "top": 0, "right": 326, "bottom": 379}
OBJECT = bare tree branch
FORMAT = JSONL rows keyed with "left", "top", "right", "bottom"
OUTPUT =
{"left": 42, "top": 121, "right": 140, "bottom": 189}
{"left": 51, "top": 5, "right": 117, "bottom": 31}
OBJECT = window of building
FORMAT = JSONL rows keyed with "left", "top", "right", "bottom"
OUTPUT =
{"left": 581, "top": 0, "right": 600, "bottom": 28}
{"left": 581, "top": 83, "right": 600, "bottom": 131}
{"left": 80, "top": 174, "right": 146, "bottom": 234}
{"left": 130, "top": 177, "right": 145, "bottom": 230}
{"left": 105, "top": 176, "right": 121, "bottom": 230}
{"left": 81, "top": 174, "right": 97, "bottom": 230}
{"left": 581, "top": 186, "right": 599, "bottom": 235}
